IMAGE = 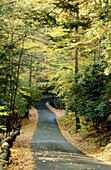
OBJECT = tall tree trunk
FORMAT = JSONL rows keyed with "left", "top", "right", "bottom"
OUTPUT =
{"left": 9, "top": 29, "right": 14, "bottom": 110}
{"left": 98, "top": 40, "right": 101, "bottom": 60}
{"left": 29, "top": 55, "right": 32, "bottom": 87}
{"left": 75, "top": 3, "right": 80, "bottom": 132}
{"left": 94, "top": 50, "right": 96, "bottom": 63}
{"left": 12, "top": 37, "right": 25, "bottom": 118}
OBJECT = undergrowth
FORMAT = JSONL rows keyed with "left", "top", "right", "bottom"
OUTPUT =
{"left": 59, "top": 114, "right": 111, "bottom": 147}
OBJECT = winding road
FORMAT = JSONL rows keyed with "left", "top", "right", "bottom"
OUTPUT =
{"left": 31, "top": 98, "right": 111, "bottom": 170}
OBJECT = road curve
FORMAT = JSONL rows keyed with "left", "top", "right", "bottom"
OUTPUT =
{"left": 30, "top": 98, "right": 111, "bottom": 170}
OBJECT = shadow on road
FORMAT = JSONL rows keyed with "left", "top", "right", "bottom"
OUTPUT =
{"left": 31, "top": 98, "right": 111, "bottom": 170}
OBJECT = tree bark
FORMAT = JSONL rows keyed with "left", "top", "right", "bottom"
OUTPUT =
{"left": 12, "top": 37, "right": 25, "bottom": 117}
{"left": 75, "top": 3, "right": 80, "bottom": 132}
{"left": 29, "top": 55, "right": 32, "bottom": 87}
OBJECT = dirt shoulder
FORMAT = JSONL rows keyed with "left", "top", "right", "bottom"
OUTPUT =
{"left": 5, "top": 107, "right": 38, "bottom": 170}
{"left": 46, "top": 102, "right": 111, "bottom": 165}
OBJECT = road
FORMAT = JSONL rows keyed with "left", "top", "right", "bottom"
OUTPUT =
{"left": 30, "top": 98, "right": 111, "bottom": 170}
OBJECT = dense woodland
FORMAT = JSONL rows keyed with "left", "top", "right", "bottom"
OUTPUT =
{"left": 0, "top": 0, "right": 111, "bottom": 137}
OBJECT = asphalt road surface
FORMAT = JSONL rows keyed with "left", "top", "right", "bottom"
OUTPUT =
{"left": 30, "top": 98, "right": 111, "bottom": 170}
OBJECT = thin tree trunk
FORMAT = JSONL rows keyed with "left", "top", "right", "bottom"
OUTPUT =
{"left": 12, "top": 37, "right": 25, "bottom": 117}
{"left": 29, "top": 55, "right": 32, "bottom": 87}
{"left": 94, "top": 50, "right": 96, "bottom": 63}
{"left": 9, "top": 27, "right": 15, "bottom": 110}
{"left": 98, "top": 40, "right": 101, "bottom": 60}
{"left": 75, "top": 3, "right": 80, "bottom": 132}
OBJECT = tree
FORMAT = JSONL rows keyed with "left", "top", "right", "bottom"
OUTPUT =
{"left": 78, "top": 61, "right": 110, "bottom": 130}
{"left": 0, "top": 0, "right": 42, "bottom": 135}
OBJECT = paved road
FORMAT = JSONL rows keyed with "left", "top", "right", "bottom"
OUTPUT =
{"left": 30, "top": 98, "right": 111, "bottom": 170}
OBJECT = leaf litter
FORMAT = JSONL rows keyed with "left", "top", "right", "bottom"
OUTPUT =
{"left": 4, "top": 107, "right": 38, "bottom": 169}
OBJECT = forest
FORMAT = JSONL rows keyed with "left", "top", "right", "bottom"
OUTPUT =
{"left": 0, "top": 0, "right": 111, "bottom": 164}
